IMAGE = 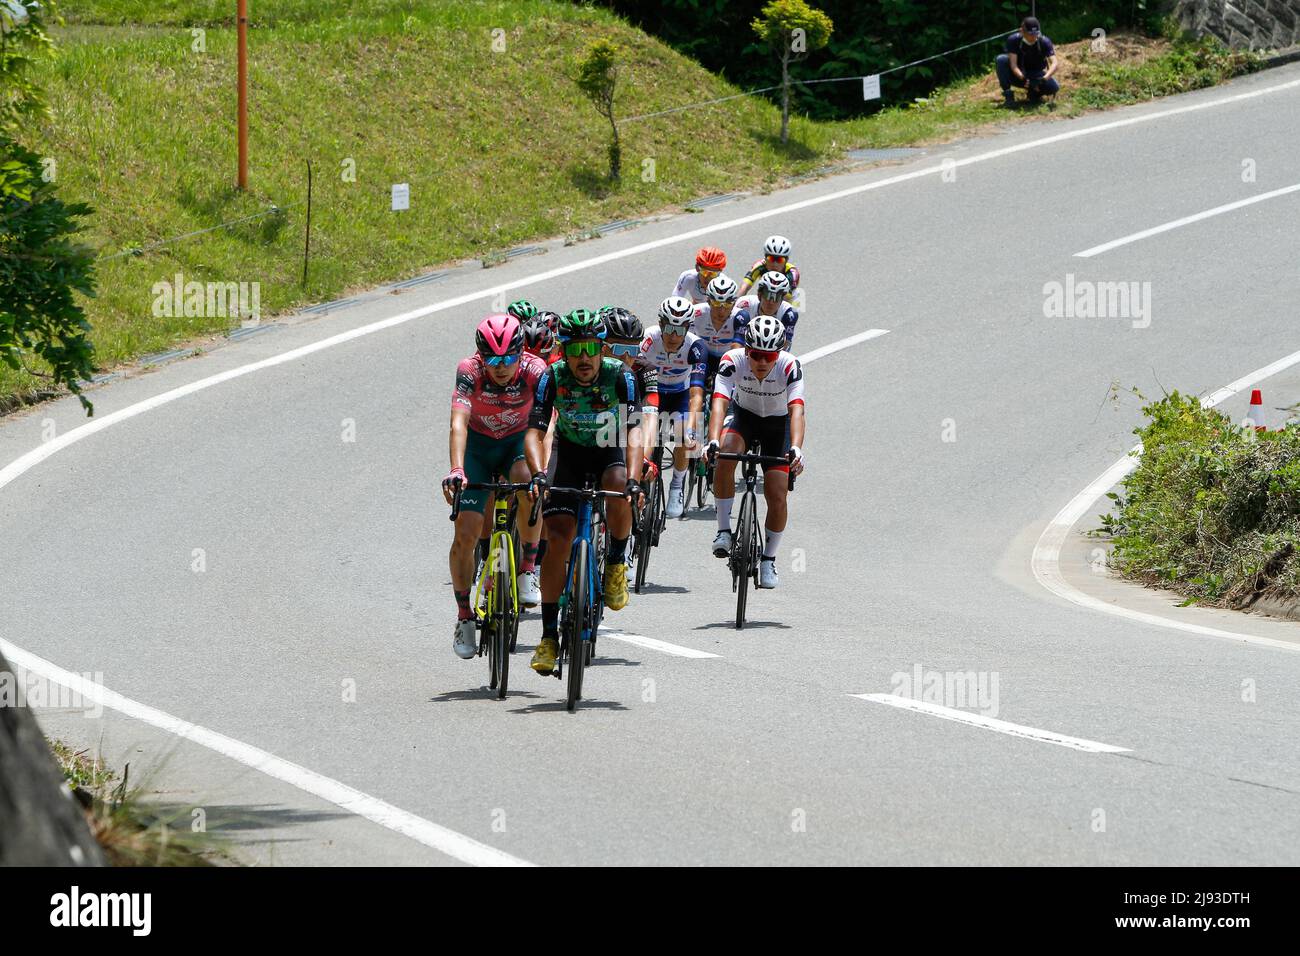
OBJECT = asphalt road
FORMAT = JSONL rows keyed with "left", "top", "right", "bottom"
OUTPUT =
{"left": 5, "top": 62, "right": 1300, "bottom": 865}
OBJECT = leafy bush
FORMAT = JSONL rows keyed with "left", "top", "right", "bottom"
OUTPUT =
{"left": 1102, "top": 392, "right": 1300, "bottom": 606}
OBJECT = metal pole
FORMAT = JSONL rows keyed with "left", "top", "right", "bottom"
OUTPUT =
{"left": 237, "top": 0, "right": 248, "bottom": 190}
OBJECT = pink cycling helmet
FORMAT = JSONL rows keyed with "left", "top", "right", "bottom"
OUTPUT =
{"left": 475, "top": 313, "right": 524, "bottom": 358}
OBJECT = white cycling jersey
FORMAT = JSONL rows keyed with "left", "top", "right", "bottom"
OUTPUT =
{"left": 712, "top": 346, "right": 804, "bottom": 418}
{"left": 672, "top": 268, "right": 711, "bottom": 305}
{"left": 690, "top": 301, "right": 743, "bottom": 358}
{"left": 640, "top": 325, "right": 708, "bottom": 394}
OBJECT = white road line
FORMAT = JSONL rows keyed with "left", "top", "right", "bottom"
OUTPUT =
{"left": 1031, "top": 346, "right": 1300, "bottom": 654}
{"left": 1074, "top": 182, "right": 1300, "bottom": 257}
{"left": 0, "top": 640, "right": 534, "bottom": 867}
{"left": 598, "top": 627, "right": 721, "bottom": 659}
{"left": 852, "top": 694, "right": 1131, "bottom": 753}
{"left": 800, "top": 329, "right": 889, "bottom": 363}
{"left": 5, "top": 71, "right": 1299, "bottom": 858}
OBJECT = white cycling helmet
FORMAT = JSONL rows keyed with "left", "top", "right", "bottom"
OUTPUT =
{"left": 658, "top": 295, "right": 694, "bottom": 330}
{"left": 757, "top": 270, "right": 791, "bottom": 298}
{"left": 706, "top": 274, "right": 738, "bottom": 302}
{"left": 744, "top": 314, "right": 786, "bottom": 352}
{"left": 763, "top": 235, "right": 792, "bottom": 258}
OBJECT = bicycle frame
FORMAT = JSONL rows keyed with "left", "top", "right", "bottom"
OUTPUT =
{"left": 473, "top": 493, "right": 519, "bottom": 624}
{"left": 560, "top": 491, "right": 604, "bottom": 658}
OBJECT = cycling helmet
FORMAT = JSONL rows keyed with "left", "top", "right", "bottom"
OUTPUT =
{"left": 706, "top": 274, "right": 739, "bottom": 302}
{"left": 507, "top": 299, "right": 538, "bottom": 321}
{"left": 658, "top": 296, "right": 694, "bottom": 331}
{"left": 757, "top": 270, "right": 791, "bottom": 298}
{"left": 695, "top": 246, "right": 727, "bottom": 271}
{"left": 600, "top": 306, "right": 643, "bottom": 340}
{"left": 521, "top": 316, "right": 555, "bottom": 355}
{"left": 537, "top": 309, "right": 561, "bottom": 333}
{"left": 558, "top": 308, "right": 606, "bottom": 342}
{"left": 763, "top": 235, "right": 792, "bottom": 258}
{"left": 744, "top": 314, "right": 787, "bottom": 352}
{"left": 476, "top": 313, "right": 524, "bottom": 357}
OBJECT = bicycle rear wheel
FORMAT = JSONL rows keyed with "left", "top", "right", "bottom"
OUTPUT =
{"left": 566, "top": 540, "right": 589, "bottom": 712}
{"left": 735, "top": 493, "right": 753, "bottom": 630}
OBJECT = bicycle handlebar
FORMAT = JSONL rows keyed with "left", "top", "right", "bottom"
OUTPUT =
{"left": 712, "top": 450, "right": 799, "bottom": 491}
{"left": 449, "top": 480, "right": 541, "bottom": 524}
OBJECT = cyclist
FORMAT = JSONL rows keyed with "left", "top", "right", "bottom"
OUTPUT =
{"left": 643, "top": 297, "right": 708, "bottom": 519}
{"left": 691, "top": 274, "right": 743, "bottom": 387}
{"left": 704, "top": 314, "right": 806, "bottom": 590}
{"left": 441, "top": 314, "right": 549, "bottom": 659}
{"left": 524, "top": 310, "right": 640, "bottom": 675}
{"left": 736, "top": 235, "right": 800, "bottom": 299}
{"left": 735, "top": 270, "right": 799, "bottom": 350}
{"left": 673, "top": 246, "right": 728, "bottom": 305}
{"left": 600, "top": 307, "right": 659, "bottom": 489}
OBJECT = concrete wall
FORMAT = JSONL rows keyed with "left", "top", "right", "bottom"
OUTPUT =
{"left": 1172, "top": 0, "right": 1300, "bottom": 50}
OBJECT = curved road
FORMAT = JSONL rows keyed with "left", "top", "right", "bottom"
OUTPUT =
{"left": 4, "top": 63, "right": 1300, "bottom": 865}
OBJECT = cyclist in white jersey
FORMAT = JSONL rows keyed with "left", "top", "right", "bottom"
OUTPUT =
{"left": 643, "top": 297, "right": 709, "bottom": 518}
{"left": 691, "top": 274, "right": 743, "bottom": 383}
{"left": 734, "top": 270, "right": 799, "bottom": 349}
{"left": 672, "top": 246, "right": 728, "bottom": 305}
{"left": 703, "top": 314, "right": 806, "bottom": 589}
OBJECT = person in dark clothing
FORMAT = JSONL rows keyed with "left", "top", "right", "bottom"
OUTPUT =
{"left": 995, "top": 16, "right": 1060, "bottom": 106}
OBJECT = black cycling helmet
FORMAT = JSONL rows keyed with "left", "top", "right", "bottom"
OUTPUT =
{"left": 521, "top": 316, "right": 555, "bottom": 355}
{"left": 598, "top": 306, "right": 642, "bottom": 341}
{"left": 537, "top": 309, "right": 562, "bottom": 333}
{"left": 558, "top": 308, "right": 606, "bottom": 342}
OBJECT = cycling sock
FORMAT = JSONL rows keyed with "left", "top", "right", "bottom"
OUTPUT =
{"left": 716, "top": 497, "right": 734, "bottom": 530}
{"left": 542, "top": 602, "right": 559, "bottom": 634}
{"left": 607, "top": 535, "right": 629, "bottom": 564}
{"left": 671, "top": 467, "right": 687, "bottom": 487}
{"left": 521, "top": 541, "right": 539, "bottom": 574}
{"left": 763, "top": 529, "right": 782, "bottom": 559}
{"left": 454, "top": 588, "right": 473, "bottom": 621}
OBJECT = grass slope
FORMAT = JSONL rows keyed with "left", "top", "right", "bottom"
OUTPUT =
{"left": 1, "top": 3, "right": 1260, "bottom": 407}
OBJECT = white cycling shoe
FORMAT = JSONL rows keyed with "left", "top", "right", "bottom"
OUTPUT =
{"left": 758, "top": 557, "right": 779, "bottom": 589}
{"left": 712, "top": 529, "right": 733, "bottom": 558}
{"left": 517, "top": 568, "right": 541, "bottom": 608}
{"left": 453, "top": 619, "right": 477, "bottom": 659}
{"left": 666, "top": 483, "right": 686, "bottom": 519}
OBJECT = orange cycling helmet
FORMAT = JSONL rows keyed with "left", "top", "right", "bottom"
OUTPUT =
{"left": 695, "top": 246, "right": 727, "bottom": 271}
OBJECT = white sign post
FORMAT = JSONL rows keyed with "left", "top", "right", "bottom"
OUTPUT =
{"left": 862, "top": 74, "right": 881, "bottom": 101}
{"left": 391, "top": 183, "right": 410, "bottom": 212}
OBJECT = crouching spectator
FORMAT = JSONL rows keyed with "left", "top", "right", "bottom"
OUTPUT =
{"left": 996, "top": 16, "right": 1059, "bottom": 106}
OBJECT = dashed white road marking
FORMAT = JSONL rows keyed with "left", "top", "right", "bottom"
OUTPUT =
{"left": 853, "top": 694, "right": 1131, "bottom": 753}
{"left": 1074, "top": 182, "right": 1300, "bottom": 257}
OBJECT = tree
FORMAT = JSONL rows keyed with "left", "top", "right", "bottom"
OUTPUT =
{"left": 576, "top": 38, "right": 621, "bottom": 181}
{"left": 751, "top": 0, "right": 834, "bottom": 143}
{"left": 0, "top": 1, "right": 97, "bottom": 412}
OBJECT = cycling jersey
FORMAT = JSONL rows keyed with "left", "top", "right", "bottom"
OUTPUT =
{"left": 639, "top": 326, "right": 708, "bottom": 395}
{"left": 628, "top": 357, "right": 659, "bottom": 411}
{"left": 672, "top": 268, "right": 711, "bottom": 305}
{"left": 529, "top": 357, "right": 637, "bottom": 447}
{"left": 451, "top": 351, "right": 548, "bottom": 439}
{"left": 733, "top": 295, "right": 798, "bottom": 348}
{"left": 690, "top": 301, "right": 743, "bottom": 358}
{"left": 742, "top": 259, "right": 800, "bottom": 291}
{"left": 712, "top": 346, "right": 804, "bottom": 418}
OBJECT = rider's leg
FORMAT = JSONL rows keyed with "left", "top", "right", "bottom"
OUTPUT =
{"left": 713, "top": 428, "right": 746, "bottom": 530}
{"left": 509, "top": 456, "right": 542, "bottom": 572}
{"left": 450, "top": 510, "right": 486, "bottom": 619}
{"left": 761, "top": 467, "right": 789, "bottom": 553}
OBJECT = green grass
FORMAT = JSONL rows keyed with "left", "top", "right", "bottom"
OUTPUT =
{"left": 0, "top": 6, "right": 1263, "bottom": 407}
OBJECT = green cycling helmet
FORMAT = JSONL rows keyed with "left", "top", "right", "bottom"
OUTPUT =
{"left": 507, "top": 299, "right": 538, "bottom": 321}
{"left": 558, "top": 308, "right": 607, "bottom": 342}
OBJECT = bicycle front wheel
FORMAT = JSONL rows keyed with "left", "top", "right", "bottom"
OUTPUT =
{"left": 566, "top": 539, "right": 589, "bottom": 712}
{"left": 494, "top": 560, "right": 511, "bottom": 699}
{"left": 634, "top": 482, "right": 656, "bottom": 594}
{"left": 735, "top": 493, "right": 753, "bottom": 630}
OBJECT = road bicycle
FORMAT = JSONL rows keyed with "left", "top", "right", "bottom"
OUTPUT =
{"left": 631, "top": 445, "right": 667, "bottom": 594}
{"left": 686, "top": 406, "right": 713, "bottom": 511}
{"left": 549, "top": 481, "right": 624, "bottom": 712}
{"left": 450, "top": 481, "right": 538, "bottom": 699}
{"left": 712, "top": 450, "right": 796, "bottom": 630}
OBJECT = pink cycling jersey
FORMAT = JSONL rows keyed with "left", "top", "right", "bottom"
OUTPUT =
{"left": 451, "top": 352, "right": 548, "bottom": 439}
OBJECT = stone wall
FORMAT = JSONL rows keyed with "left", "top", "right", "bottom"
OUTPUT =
{"left": 1172, "top": 0, "right": 1300, "bottom": 50}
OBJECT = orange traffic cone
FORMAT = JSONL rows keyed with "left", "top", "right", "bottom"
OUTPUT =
{"left": 1244, "top": 389, "right": 1267, "bottom": 432}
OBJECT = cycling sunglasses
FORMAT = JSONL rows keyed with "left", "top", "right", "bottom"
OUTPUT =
{"left": 708, "top": 298, "right": 734, "bottom": 309}
{"left": 746, "top": 347, "right": 779, "bottom": 362}
{"left": 697, "top": 267, "right": 720, "bottom": 279}
{"left": 563, "top": 339, "right": 603, "bottom": 358}
{"left": 765, "top": 255, "right": 788, "bottom": 267}
{"left": 484, "top": 352, "right": 521, "bottom": 367}
{"left": 606, "top": 342, "right": 640, "bottom": 358}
